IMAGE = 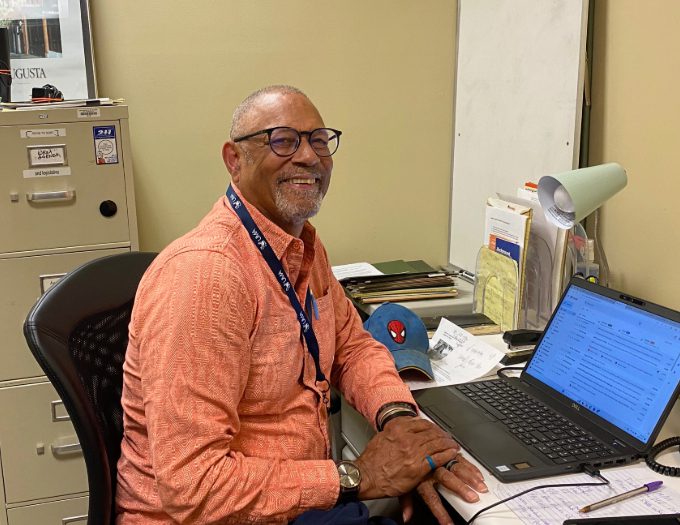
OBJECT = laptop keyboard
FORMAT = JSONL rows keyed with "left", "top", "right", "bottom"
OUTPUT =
{"left": 456, "top": 380, "right": 620, "bottom": 464}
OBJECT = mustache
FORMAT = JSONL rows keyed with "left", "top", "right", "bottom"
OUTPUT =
{"left": 276, "top": 169, "right": 325, "bottom": 182}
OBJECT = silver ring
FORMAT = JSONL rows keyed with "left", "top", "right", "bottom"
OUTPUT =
{"left": 444, "top": 458, "right": 458, "bottom": 471}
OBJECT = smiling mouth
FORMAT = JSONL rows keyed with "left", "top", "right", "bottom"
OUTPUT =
{"left": 283, "top": 177, "right": 319, "bottom": 185}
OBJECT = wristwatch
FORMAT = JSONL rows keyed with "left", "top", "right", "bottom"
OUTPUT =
{"left": 336, "top": 460, "right": 361, "bottom": 503}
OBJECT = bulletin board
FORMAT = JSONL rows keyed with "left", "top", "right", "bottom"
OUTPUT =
{"left": 448, "top": 0, "right": 589, "bottom": 273}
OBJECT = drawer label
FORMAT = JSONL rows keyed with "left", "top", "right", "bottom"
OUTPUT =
{"left": 41, "top": 274, "right": 66, "bottom": 295}
{"left": 93, "top": 125, "right": 119, "bottom": 165}
{"left": 78, "top": 107, "right": 101, "bottom": 118}
{"left": 20, "top": 128, "right": 67, "bottom": 138}
{"left": 23, "top": 167, "right": 72, "bottom": 178}
{"left": 27, "top": 145, "right": 67, "bottom": 167}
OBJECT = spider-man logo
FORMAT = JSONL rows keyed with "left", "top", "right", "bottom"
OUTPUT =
{"left": 387, "top": 319, "right": 406, "bottom": 344}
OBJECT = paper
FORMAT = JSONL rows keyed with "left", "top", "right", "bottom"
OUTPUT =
{"left": 493, "top": 466, "right": 680, "bottom": 524}
{"left": 473, "top": 246, "right": 519, "bottom": 330}
{"left": 331, "top": 262, "right": 383, "bottom": 281}
{"left": 405, "top": 318, "right": 504, "bottom": 391}
{"left": 484, "top": 197, "right": 531, "bottom": 253}
{"left": 483, "top": 197, "right": 532, "bottom": 326}
{"left": 499, "top": 191, "right": 560, "bottom": 330}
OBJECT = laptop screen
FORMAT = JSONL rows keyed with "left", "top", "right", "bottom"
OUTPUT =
{"left": 525, "top": 283, "right": 680, "bottom": 443}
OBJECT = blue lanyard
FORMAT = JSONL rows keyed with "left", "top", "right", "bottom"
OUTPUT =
{"left": 226, "top": 185, "right": 330, "bottom": 407}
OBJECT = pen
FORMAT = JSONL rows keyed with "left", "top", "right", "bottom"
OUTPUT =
{"left": 579, "top": 481, "right": 663, "bottom": 513}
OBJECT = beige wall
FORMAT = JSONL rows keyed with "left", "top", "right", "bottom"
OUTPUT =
{"left": 590, "top": 1, "right": 680, "bottom": 310}
{"left": 90, "top": 1, "right": 680, "bottom": 311}
{"left": 89, "top": 1, "right": 456, "bottom": 268}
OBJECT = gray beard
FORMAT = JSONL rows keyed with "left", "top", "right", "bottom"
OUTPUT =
{"left": 273, "top": 181, "right": 324, "bottom": 223}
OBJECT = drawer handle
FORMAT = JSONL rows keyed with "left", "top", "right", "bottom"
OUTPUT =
{"left": 62, "top": 514, "right": 87, "bottom": 525}
{"left": 51, "top": 442, "right": 82, "bottom": 456}
{"left": 26, "top": 190, "right": 76, "bottom": 203}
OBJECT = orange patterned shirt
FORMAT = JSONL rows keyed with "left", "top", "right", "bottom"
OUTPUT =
{"left": 115, "top": 189, "right": 414, "bottom": 524}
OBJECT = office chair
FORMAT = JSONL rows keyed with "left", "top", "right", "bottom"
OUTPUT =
{"left": 23, "top": 251, "right": 157, "bottom": 525}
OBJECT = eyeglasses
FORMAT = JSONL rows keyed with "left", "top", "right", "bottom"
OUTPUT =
{"left": 233, "top": 127, "right": 342, "bottom": 157}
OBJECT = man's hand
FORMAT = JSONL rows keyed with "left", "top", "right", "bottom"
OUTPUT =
{"left": 401, "top": 454, "right": 488, "bottom": 525}
{"left": 354, "top": 417, "right": 459, "bottom": 500}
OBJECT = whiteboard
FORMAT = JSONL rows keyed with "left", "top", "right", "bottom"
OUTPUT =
{"left": 449, "top": 0, "right": 589, "bottom": 273}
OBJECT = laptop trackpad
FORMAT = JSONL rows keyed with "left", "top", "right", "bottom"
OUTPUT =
{"left": 426, "top": 403, "right": 496, "bottom": 427}
{"left": 453, "top": 421, "right": 545, "bottom": 472}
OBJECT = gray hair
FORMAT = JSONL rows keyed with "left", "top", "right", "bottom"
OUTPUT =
{"left": 229, "top": 85, "right": 309, "bottom": 139}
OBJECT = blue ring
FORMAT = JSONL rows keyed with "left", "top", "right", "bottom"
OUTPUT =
{"left": 425, "top": 455, "right": 436, "bottom": 472}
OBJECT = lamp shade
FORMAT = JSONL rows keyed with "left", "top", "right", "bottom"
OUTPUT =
{"left": 537, "top": 163, "right": 627, "bottom": 229}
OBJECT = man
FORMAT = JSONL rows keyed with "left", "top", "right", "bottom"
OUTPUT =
{"left": 116, "top": 85, "right": 487, "bottom": 524}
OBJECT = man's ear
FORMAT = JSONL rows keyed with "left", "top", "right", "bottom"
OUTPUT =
{"left": 222, "top": 141, "right": 241, "bottom": 182}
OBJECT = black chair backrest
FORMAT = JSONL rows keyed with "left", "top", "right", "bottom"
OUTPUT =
{"left": 23, "top": 251, "right": 157, "bottom": 525}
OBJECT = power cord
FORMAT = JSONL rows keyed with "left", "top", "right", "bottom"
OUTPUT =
{"left": 466, "top": 464, "right": 610, "bottom": 524}
{"left": 645, "top": 436, "right": 680, "bottom": 477}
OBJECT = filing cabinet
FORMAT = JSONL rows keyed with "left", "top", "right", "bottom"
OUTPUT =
{"left": 0, "top": 105, "right": 138, "bottom": 524}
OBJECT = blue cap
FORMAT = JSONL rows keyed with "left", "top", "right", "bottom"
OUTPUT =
{"left": 363, "top": 303, "right": 434, "bottom": 380}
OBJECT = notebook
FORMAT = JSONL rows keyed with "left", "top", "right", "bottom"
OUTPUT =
{"left": 563, "top": 515, "right": 680, "bottom": 524}
{"left": 415, "top": 277, "right": 680, "bottom": 482}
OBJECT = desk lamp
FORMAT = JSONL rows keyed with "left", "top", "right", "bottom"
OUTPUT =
{"left": 537, "top": 162, "right": 627, "bottom": 306}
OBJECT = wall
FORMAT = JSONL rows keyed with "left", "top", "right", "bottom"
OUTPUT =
{"left": 89, "top": 1, "right": 457, "bottom": 268}
{"left": 590, "top": 1, "right": 680, "bottom": 310}
{"left": 90, "top": 1, "right": 680, "bottom": 312}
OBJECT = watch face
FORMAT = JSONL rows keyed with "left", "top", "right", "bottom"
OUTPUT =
{"left": 337, "top": 461, "right": 361, "bottom": 489}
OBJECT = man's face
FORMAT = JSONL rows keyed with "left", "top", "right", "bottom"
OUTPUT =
{"left": 225, "top": 93, "right": 333, "bottom": 234}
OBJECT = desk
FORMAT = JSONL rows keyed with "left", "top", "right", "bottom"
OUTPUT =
{"left": 438, "top": 422, "right": 680, "bottom": 524}
{"left": 340, "top": 332, "right": 680, "bottom": 524}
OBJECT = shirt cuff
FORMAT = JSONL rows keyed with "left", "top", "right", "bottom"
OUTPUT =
{"left": 361, "top": 385, "right": 416, "bottom": 431}
{"left": 294, "top": 459, "right": 340, "bottom": 512}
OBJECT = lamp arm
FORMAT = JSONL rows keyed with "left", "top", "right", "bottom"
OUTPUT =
{"left": 589, "top": 208, "right": 610, "bottom": 287}
{"left": 551, "top": 228, "right": 569, "bottom": 311}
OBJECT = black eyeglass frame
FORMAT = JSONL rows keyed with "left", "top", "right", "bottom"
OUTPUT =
{"left": 232, "top": 126, "right": 343, "bottom": 157}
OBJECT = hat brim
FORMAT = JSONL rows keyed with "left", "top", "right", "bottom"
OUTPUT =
{"left": 392, "top": 349, "right": 434, "bottom": 380}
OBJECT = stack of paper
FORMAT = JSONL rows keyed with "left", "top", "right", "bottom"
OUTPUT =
{"left": 0, "top": 98, "right": 122, "bottom": 111}
{"left": 474, "top": 198, "right": 533, "bottom": 330}
{"left": 336, "top": 260, "right": 458, "bottom": 305}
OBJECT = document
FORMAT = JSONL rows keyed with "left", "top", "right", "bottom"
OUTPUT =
{"left": 406, "top": 318, "right": 505, "bottom": 391}
{"left": 331, "top": 262, "right": 383, "bottom": 281}
{"left": 483, "top": 197, "right": 532, "bottom": 321}
{"left": 493, "top": 466, "right": 679, "bottom": 524}
{"left": 484, "top": 197, "right": 532, "bottom": 258}
{"left": 498, "top": 192, "right": 560, "bottom": 330}
{"left": 473, "top": 246, "right": 519, "bottom": 330}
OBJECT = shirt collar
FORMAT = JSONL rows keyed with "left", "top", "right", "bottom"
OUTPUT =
{"left": 223, "top": 186, "right": 317, "bottom": 263}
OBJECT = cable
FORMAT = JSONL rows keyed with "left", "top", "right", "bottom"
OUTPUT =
{"left": 645, "top": 436, "right": 680, "bottom": 477}
{"left": 466, "top": 465, "right": 610, "bottom": 524}
{"left": 497, "top": 366, "right": 524, "bottom": 379}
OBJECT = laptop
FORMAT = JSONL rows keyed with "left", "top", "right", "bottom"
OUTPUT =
{"left": 414, "top": 277, "right": 680, "bottom": 482}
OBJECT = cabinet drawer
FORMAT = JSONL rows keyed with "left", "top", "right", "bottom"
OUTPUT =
{"left": 0, "top": 246, "right": 129, "bottom": 381}
{"left": 0, "top": 381, "right": 88, "bottom": 503}
{"left": 7, "top": 495, "right": 88, "bottom": 525}
{"left": 0, "top": 119, "right": 132, "bottom": 253}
